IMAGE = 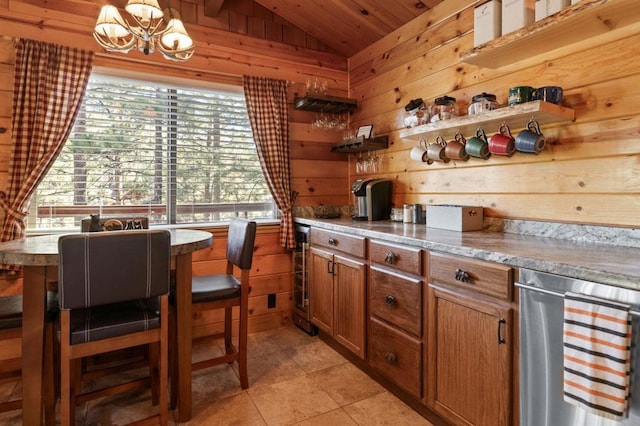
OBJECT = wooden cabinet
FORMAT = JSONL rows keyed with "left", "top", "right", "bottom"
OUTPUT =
{"left": 309, "top": 229, "right": 367, "bottom": 359}
{"left": 368, "top": 239, "right": 424, "bottom": 399}
{"left": 427, "top": 252, "right": 515, "bottom": 426}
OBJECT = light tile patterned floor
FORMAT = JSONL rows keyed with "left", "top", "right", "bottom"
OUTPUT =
{"left": 0, "top": 324, "right": 433, "bottom": 425}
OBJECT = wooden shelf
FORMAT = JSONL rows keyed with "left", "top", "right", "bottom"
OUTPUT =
{"left": 331, "top": 135, "right": 389, "bottom": 153}
{"left": 398, "top": 101, "right": 575, "bottom": 142}
{"left": 294, "top": 94, "right": 357, "bottom": 113}
{"left": 460, "top": 0, "right": 639, "bottom": 68}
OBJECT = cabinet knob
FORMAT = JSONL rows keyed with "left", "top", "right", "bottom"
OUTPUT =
{"left": 454, "top": 268, "right": 470, "bottom": 283}
{"left": 384, "top": 294, "right": 397, "bottom": 307}
{"left": 384, "top": 251, "right": 397, "bottom": 264}
{"left": 328, "top": 237, "right": 336, "bottom": 246}
{"left": 384, "top": 352, "right": 397, "bottom": 364}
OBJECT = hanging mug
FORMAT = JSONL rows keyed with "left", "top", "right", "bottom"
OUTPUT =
{"left": 465, "top": 128, "right": 491, "bottom": 159}
{"left": 489, "top": 123, "right": 516, "bottom": 157}
{"left": 515, "top": 118, "right": 546, "bottom": 154}
{"left": 410, "top": 138, "right": 430, "bottom": 163}
{"left": 444, "top": 132, "right": 470, "bottom": 161}
{"left": 427, "top": 136, "right": 450, "bottom": 163}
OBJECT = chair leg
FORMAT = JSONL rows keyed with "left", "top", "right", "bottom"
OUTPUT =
{"left": 169, "top": 305, "right": 178, "bottom": 411}
{"left": 238, "top": 303, "right": 248, "bottom": 390}
{"left": 60, "top": 353, "right": 72, "bottom": 425}
{"left": 224, "top": 307, "right": 233, "bottom": 356}
{"left": 159, "top": 295, "right": 169, "bottom": 425}
{"left": 43, "top": 322, "right": 56, "bottom": 425}
{"left": 149, "top": 342, "right": 159, "bottom": 406}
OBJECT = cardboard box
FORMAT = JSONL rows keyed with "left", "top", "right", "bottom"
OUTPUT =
{"left": 426, "top": 205, "right": 484, "bottom": 232}
{"left": 474, "top": 1, "right": 502, "bottom": 47}
{"left": 502, "top": 0, "right": 535, "bottom": 35}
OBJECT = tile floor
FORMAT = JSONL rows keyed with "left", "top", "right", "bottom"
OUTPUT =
{"left": 0, "top": 324, "right": 433, "bottom": 425}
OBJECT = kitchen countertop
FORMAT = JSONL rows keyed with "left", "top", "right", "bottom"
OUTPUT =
{"left": 295, "top": 217, "right": 640, "bottom": 290}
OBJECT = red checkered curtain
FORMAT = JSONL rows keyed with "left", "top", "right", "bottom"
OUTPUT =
{"left": 242, "top": 76, "right": 295, "bottom": 249}
{"left": 0, "top": 39, "right": 93, "bottom": 270}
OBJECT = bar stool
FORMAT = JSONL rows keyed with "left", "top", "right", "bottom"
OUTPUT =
{"left": 170, "top": 218, "right": 256, "bottom": 408}
{"left": 0, "top": 294, "right": 57, "bottom": 424}
{"left": 57, "top": 230, "right": 171, "bottom": 425}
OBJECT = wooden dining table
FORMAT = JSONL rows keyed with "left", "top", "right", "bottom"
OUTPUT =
{"left": 0, "top": 228, "right": 212, "bottom": 425}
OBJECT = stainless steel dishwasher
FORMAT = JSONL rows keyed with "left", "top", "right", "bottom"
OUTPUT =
{"left": 517, "top": 268, "right": 640, "bottom": 426}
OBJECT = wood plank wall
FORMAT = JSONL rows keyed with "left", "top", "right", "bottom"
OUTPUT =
{"left": 348, "top": 0, "right": 640, "bottom": 228}
{"left": 0, "top": 0, "right": 351, "bottom": 332}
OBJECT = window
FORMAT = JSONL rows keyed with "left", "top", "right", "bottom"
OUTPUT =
{"left": 30, "top": 74, "right": 276, "bottom": 230}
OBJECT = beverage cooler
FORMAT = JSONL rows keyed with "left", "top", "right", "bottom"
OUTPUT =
{"left": 292, "top": 224, "right": 317, "bottom": 335}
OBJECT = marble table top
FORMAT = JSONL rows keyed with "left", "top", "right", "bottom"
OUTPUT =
{"left": 0, "top": 229, "right": 212, "bottom": 266}
{"left": 296, "top": 218, "right": 640, "bottom": 290}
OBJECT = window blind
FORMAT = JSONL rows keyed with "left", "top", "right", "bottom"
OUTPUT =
{"left": 32, "top": 74, "right": 275, "bottom": 229}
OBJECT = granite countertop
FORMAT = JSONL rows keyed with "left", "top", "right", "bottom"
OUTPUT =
{"left": 295, "top": 217, "right": 640, "bottom": 290}
{"left": 0, "top": 229, "right": 212, "bottom": 266}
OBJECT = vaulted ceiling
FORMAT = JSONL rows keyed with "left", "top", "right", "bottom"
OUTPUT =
{"left": 254, "top": 0, "right": 443, "bottom": 56}
{"left": 204, "top": 0, "right": 444, "bottom": 57}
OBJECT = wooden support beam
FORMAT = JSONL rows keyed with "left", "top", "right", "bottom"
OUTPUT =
{"left": 203, "top": 0, "right": 225, "bottom": 17}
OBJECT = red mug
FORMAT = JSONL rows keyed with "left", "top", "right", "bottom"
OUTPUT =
{"left": 489, "top": 123, "right": 515, "bottom": 157}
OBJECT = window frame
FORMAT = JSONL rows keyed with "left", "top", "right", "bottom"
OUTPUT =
{"left": 27, "top": 70, "right": 278, "bottom": 232}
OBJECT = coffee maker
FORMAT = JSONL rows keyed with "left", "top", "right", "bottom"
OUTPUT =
{"left": 351, "top": 178, "right": 392, "bottom": 221}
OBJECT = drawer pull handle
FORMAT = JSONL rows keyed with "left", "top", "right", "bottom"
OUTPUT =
{"left": 384, "top": 252, "right": 397, "bottom": 264}
{"left": 497, "top": 318, "right": 506, "bottom": 345}
{"left": 385, "top": 294, "right": 397, "bottom": 307}
{"left": 455, "top": 268, "right": 470, "bottom": 283}
{"left": 328, "top": 237, "right": 336, "bottom": 246}
{"left": 384, "top": 352, "right": 397, "bottom": 364}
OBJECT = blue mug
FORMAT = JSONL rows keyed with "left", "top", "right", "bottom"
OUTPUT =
{"left": 515, "top": 119, "right": 545, "bottom": 154}
{"left": 534, "top": 86, "right": 563, "bottom": 104}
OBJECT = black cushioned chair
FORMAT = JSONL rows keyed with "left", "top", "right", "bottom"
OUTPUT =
{"left": 0, "top": 294, "right": 57, "bottom": 424}
{"left": 57, "top": 230, "right": 171, "bottom": 425}
{"left": 170, "top": 218, "right": 256, "bottom": 408}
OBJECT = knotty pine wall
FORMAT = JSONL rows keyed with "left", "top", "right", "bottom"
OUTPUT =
{"left": 0, "top": 0, "right": 351, "bottom": 333}
{"left": 348, "top": 0, "right": 640, "bottom": 228}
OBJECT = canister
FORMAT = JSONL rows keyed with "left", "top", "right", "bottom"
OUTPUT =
{"left": 403, "top": 204, "right": 412, "bottom": 223}
{"left": 431, "top": 96, "right": 457, "bottom": 122}
{"left": 468, "top": 92, "right": 499, "bottom": 115}
{"left": 411, "top": 204, "right": 423, "bottom": 224}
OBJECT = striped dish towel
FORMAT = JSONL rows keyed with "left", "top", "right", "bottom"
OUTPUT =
{"left": 563, "top": 291, "right": 632, "bottom": 420}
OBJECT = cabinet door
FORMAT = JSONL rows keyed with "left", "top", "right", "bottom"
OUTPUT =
{"left": 427, "top": 284, "right": 513, "bottom": 426}
{"left": 309, "top": 247, "right": 334, "bottom": 334}
{"left": 333, "top": 253, "right": 367, "bottom": 359}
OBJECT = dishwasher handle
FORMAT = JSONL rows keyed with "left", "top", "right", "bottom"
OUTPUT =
{"left": 515, "top": 282, "right": 640, "bottom": 317}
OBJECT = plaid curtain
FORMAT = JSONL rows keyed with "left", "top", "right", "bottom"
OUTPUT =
{"left": 0, "top": 39, "right": 94, "bottom": 270}
{"left": 243, "top": 76, "right": 295, "bottom": 249}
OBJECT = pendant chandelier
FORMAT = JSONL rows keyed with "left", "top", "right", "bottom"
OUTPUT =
{"left": 93, "top": 0, "right": 194, "bottom": 62}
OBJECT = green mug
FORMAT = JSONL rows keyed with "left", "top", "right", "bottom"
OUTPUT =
{"left": 465, "top": 128, "right": 491, "bottom": 159}
{"left": 508, "top": 86, "right": 537, "bottom": 106}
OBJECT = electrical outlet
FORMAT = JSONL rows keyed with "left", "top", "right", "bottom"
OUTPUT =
{"left": 267, "top": 293, "right": 276, "bottom": 309}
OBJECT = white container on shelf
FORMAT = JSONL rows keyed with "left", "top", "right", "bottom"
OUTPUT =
{"left": 502, "top": 0, "right": 535, "bottom": 35}
{"left": 537, "top": 0, "right": 571, "bottom": 21}
{"left": 535, "top": 0, "right": 547, "bottom": 21}
{"left": 474, "top": 1, "right": 502, "bottom": 46}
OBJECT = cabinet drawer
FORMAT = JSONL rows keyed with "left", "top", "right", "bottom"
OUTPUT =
{"left": 430, "top": 252, "right": 513, "bottom": 301}
{"left": 310, "top": 228, "right": 366, "bottom": 258}
{"left": 369, "top": 240, "right": 422, "bottom": 275}
{"left": 369, "top": 265, "right": 422, "bottom": 337}
{"left": 369, "top": 317, "right": 422, "bottom": 399}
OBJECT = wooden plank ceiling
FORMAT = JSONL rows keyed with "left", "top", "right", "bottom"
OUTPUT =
{"left": 207, "top": 0, "right": 444, "bottom": 57}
